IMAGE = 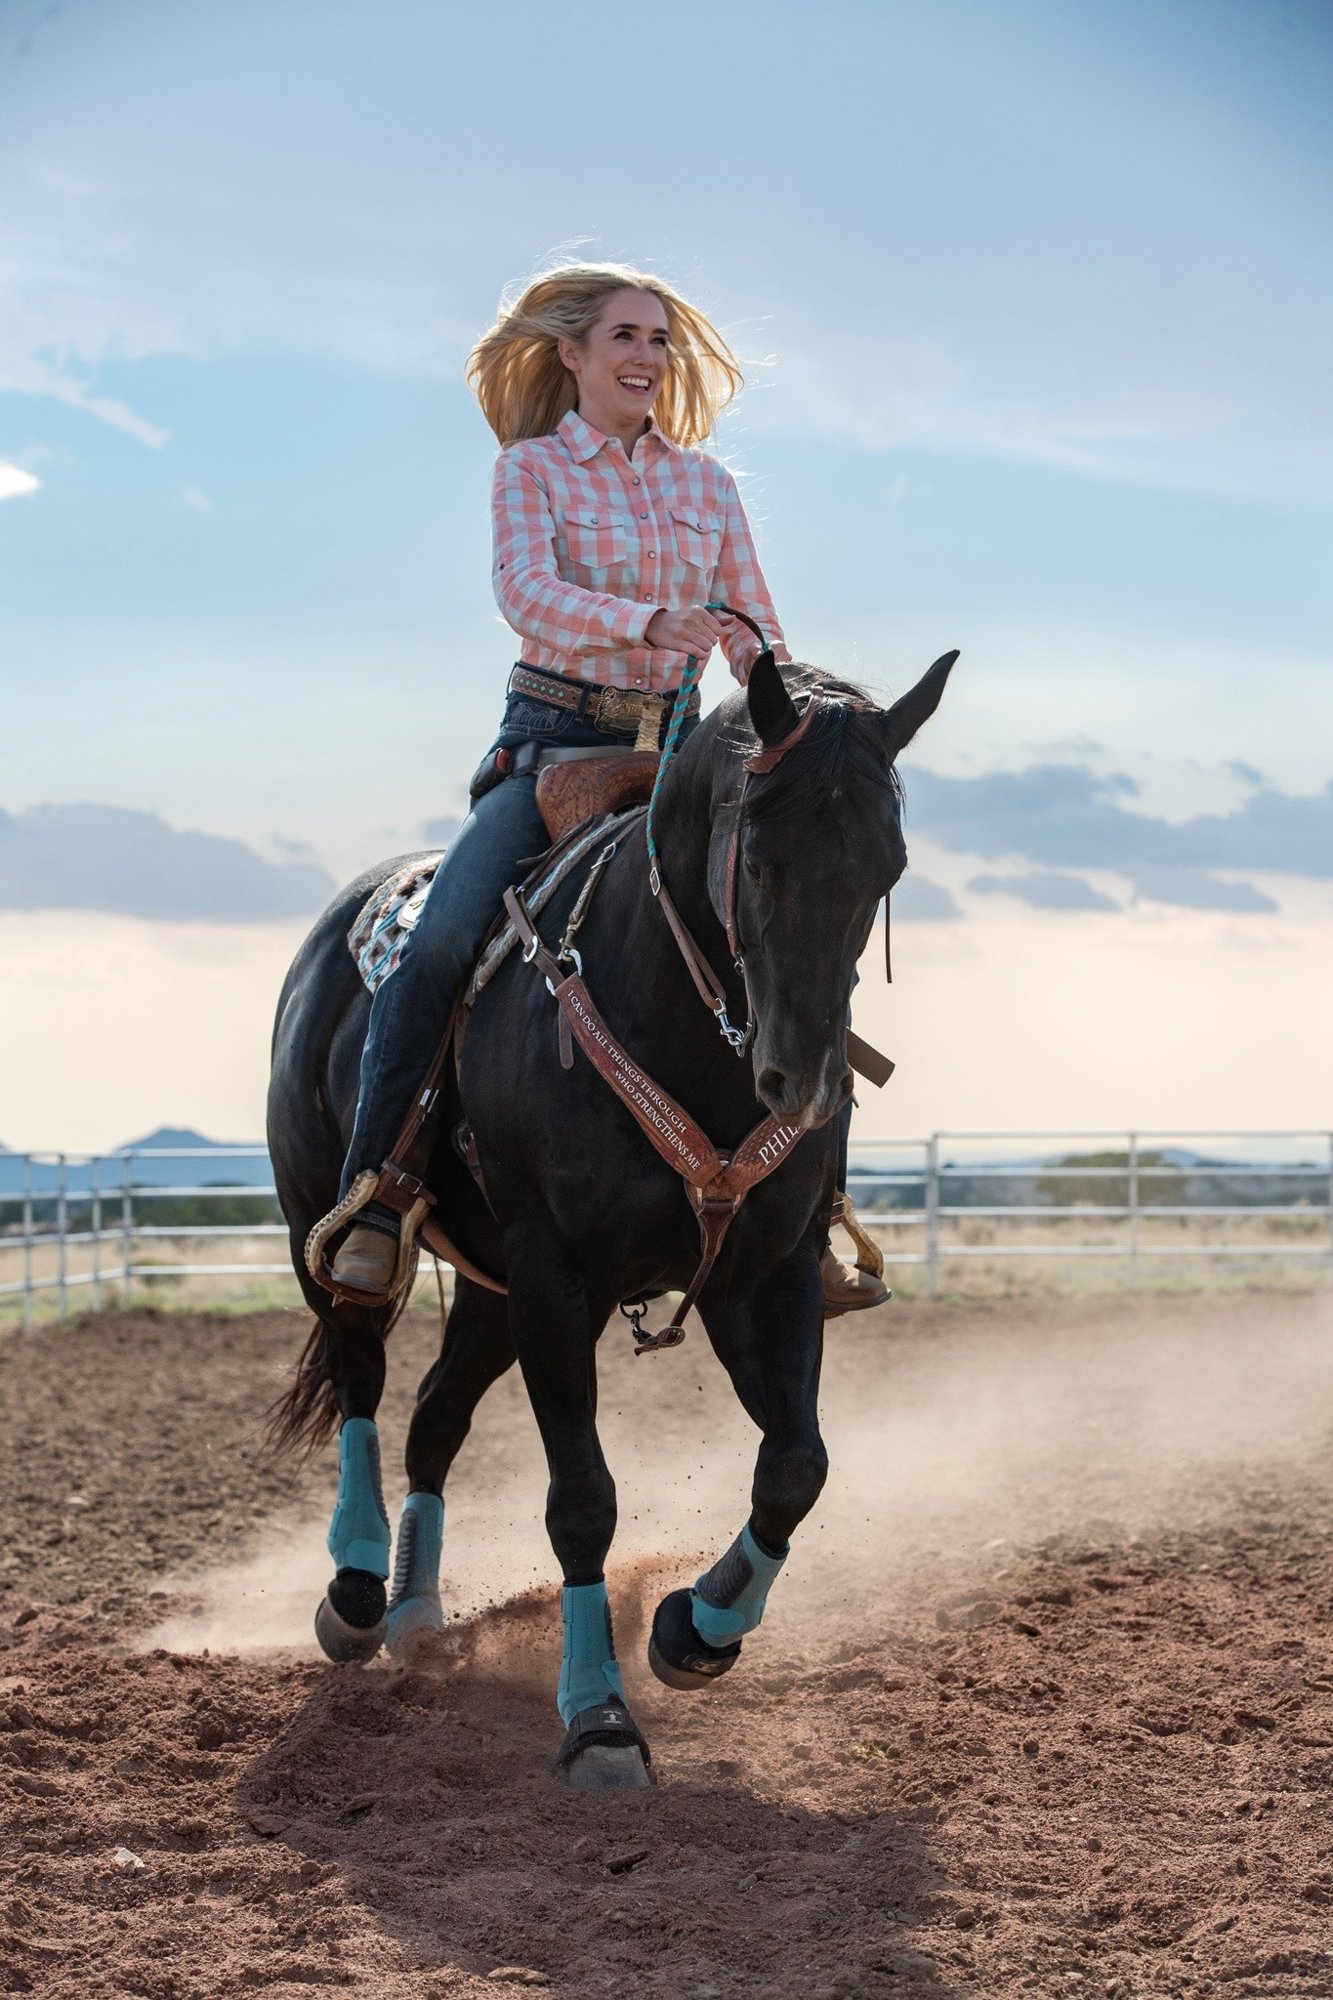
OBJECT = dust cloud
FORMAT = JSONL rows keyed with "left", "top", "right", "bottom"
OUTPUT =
{"left": 142, "top": 1286, "right": 1333, "bottom": 1657}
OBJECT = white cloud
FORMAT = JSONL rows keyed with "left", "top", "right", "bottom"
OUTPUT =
{"left": 181, "top": 486, "right": 212, "bottom": 512}
{"left": 0, "top": 227, "right": 182, "bottom": 447}
{"left": 0, "top": 461, "right": 40, "bottom": 500}
{"left": 748, "top": 316, "right": 1333, "bottom": 503}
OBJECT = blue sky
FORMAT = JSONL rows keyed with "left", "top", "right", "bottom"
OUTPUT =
{"left": 2, "top": 0, "right": 1331, "bottom": 1144}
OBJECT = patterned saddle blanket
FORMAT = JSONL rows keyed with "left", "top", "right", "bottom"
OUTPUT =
{"left": 347, "top": 857, "right": 441, "bottom": 995}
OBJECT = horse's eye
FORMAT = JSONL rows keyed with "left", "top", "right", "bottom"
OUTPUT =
{"left": 744, "top": 857, "right": 762, "bottom": 884}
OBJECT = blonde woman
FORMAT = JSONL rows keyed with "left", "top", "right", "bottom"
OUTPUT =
{"left": 329, "top": 263, "right": 883, "bottom": 1312}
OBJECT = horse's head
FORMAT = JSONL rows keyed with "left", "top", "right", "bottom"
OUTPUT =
{"left": 710, "top": 651, "right": 957, "bottom": 1129}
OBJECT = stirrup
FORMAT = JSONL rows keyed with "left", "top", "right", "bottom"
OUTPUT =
{"left": 306, "top": 1168, "right": 426, "bottom": 1308}
{"left": 832, "top": 1190, "right": 884, "bottom": 1281}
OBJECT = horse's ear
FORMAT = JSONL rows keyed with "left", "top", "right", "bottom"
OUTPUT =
{"left": 880, "top": 650, "right": 959, "bottom": 758}
{"left": 746, "top": 649, "right": 800, "bottom": 748}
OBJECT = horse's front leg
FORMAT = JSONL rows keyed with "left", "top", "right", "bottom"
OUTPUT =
{"left": 506, "top": 1215, "right": 651, "bottom": 1791}
{"left": 649, "top": 1244, "right": 827, "bottom": 1690}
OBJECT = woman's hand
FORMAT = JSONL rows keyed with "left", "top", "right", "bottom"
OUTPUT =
{"left": 644, "top": 605, "right": 727, "bottom": 657}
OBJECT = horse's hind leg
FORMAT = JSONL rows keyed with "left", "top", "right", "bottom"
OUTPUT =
{"left": 649, "top": 1249, "right": 827, "bottom": 1692}
{"left": 383, "top": 1277, "right": 517, "bottom": 1656}
{"left": 296, "top": 1295, "right": 397, "bottom": 1666}
{"left": 506, "top": 1223, "right": 650, "bottom": 1791}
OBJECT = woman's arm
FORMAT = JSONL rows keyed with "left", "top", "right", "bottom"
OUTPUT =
{"left": 714, "top": 469, "right": 791, "bottom": 679}
{"left": 491, "top": 451, "right": 660, "bottom": 656}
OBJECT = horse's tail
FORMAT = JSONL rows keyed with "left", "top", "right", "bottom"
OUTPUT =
{"left": 264, "top": 1285, "right": 412, "bottom": 1457}
{"left": 264, "top": 1317, "right": 341, "bottom": 1456}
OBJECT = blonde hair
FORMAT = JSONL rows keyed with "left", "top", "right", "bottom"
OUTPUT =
{"left": 466, "top": 261, "right": 745, "bottom": 449}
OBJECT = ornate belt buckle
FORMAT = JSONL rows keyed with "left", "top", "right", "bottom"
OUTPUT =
{"left": 594, "top": 686, "right": 639, "bottom": 735}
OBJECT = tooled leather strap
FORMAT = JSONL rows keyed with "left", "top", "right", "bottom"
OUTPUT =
{"left": 501, "top": 877, "right": 807, "bottom": 1354}
{"left": 654, "top": 877, "right": 733, "bottom": 1017}
{"left": 502, "top": 886, "right": 802, "bottom": 1199}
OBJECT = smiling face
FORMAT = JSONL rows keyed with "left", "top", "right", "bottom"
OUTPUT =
{"left": 557, "top": 287, "right": 670, "bottom": 445}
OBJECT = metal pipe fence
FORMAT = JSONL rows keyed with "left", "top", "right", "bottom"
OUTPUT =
{"left": 1, "top": 1131, "right": 1330, "bottom": 1327}
{"left": 0, "top": 1148, "right": 289, "bottom": 1330}
{"left": 844, "top": 1128, "right": 1333, "bottom": 1286}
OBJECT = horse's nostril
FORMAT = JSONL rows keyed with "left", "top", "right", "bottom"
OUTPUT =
{"left": 757, "top": 1066, "right": 791, "bottom": 1108}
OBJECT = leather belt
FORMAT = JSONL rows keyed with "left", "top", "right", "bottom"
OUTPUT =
{"left": 508, "top": 663, "right": 700, "bottom": 740}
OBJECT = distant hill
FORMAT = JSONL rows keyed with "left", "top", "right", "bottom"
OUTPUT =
{"left": 0, "top": 1127, "right": 273, "bottom": 1196}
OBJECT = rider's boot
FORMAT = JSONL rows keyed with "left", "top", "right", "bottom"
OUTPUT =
{"left": 821, "top": 1191, "right": 890, "bottom": 1313}
{"left": 329, "top": 1211, "right": 400, "bottom": 1299}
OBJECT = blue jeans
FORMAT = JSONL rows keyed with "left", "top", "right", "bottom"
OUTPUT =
{"left": 340, "top": 693, "right": 695, "bottom": 1197}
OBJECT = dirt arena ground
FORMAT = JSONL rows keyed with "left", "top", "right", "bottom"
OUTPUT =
{"left": 3, "top": 1286, "right": 1333, "bottom": 1999}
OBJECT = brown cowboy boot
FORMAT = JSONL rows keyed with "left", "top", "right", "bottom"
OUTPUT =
{"left": 821, "top": 1192, "right": 890, "bottom": 1313}
{"left": 329, "top": 1221, "right": 400, "bottom": 1300}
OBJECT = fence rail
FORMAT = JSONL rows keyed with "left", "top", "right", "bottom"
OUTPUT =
{"left": 1, "top": 1131, "right": 1330, "bottom": 1326}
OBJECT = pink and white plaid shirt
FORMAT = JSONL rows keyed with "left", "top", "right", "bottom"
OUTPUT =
{"left": 491, "top": 408, "right": 785, "bottom": 692}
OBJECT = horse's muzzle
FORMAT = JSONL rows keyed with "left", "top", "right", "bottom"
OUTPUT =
{"left": 754, "top": 1048, "right": 853, "bottom": 1130}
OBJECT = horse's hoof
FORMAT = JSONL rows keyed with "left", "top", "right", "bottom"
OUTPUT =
{"left": 563, "top": 1742, "right": 653, "bottom": 1790}
{"left": 648, "top": 1588, "right": 741, "bottom": 1691}
{"left": 556, "top": 1701, "right": 653, "bottom": 1790}
{"left": 386, "top": 1590, "right": 444, "bottom": 1660}
{"left": 315, "top": 1569, "right": 387, "bottom": 1664}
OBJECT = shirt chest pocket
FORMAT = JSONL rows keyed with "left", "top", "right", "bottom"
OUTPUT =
{"left": 670, "top": 506, "right": 722, "bottom": 576}
{"left": 560, "top": 508, "right": 633, "bottom": 575}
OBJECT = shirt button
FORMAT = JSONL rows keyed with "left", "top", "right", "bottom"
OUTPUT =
{"left": 639, "top": 511, "right": 648, "bottom": 519}
{"left": 633, "top": 476, "right": 641, "bottom": 486}
{"left": 636, "top": 678, "right": 646, "bottom": 687}
{"left": 647, "top": 551, "right": 656, "bottom": 559}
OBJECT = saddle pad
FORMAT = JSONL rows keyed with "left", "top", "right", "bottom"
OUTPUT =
{"left": 348, "top": 857, "right": 442, "bottom": 996}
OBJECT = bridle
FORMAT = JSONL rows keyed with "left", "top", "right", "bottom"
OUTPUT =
{"left": 643, "top": 604, "right": 839, "bottom": 1055}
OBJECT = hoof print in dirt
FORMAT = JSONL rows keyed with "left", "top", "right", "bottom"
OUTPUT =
{"left": 556, "top": 1702, "right": 653, "bottom": 1791}
{"left": 648, "top": 1588, "right": 741, "bottom": 1691}
{"left": 315, "top": 1569, "right": 387, "bottom": 1664}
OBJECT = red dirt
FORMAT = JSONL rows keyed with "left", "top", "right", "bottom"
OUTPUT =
{"left": 3, "top": 1290, "right": 1333, "bottom": 1998}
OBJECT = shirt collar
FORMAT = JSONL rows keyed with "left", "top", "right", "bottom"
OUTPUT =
{"left": 557, "top": 408, "right": 681, "bottom": 463}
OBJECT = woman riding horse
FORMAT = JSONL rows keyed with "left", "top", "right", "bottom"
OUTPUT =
{"left": 317, "top": 262, "right": 885, "bottom": 1313}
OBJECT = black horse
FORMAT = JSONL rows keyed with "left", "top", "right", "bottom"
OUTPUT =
{"left": 267, "top": 651, "right": 956, "bottom": 1788}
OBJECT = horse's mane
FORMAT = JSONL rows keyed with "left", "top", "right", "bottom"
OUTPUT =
{"left": 720, "top": 664, "right": 903, "bottom": 827}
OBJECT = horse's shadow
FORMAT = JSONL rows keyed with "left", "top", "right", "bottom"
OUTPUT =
{"left": 234, "top": 1584, "right": 955, "bottom": 2000}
